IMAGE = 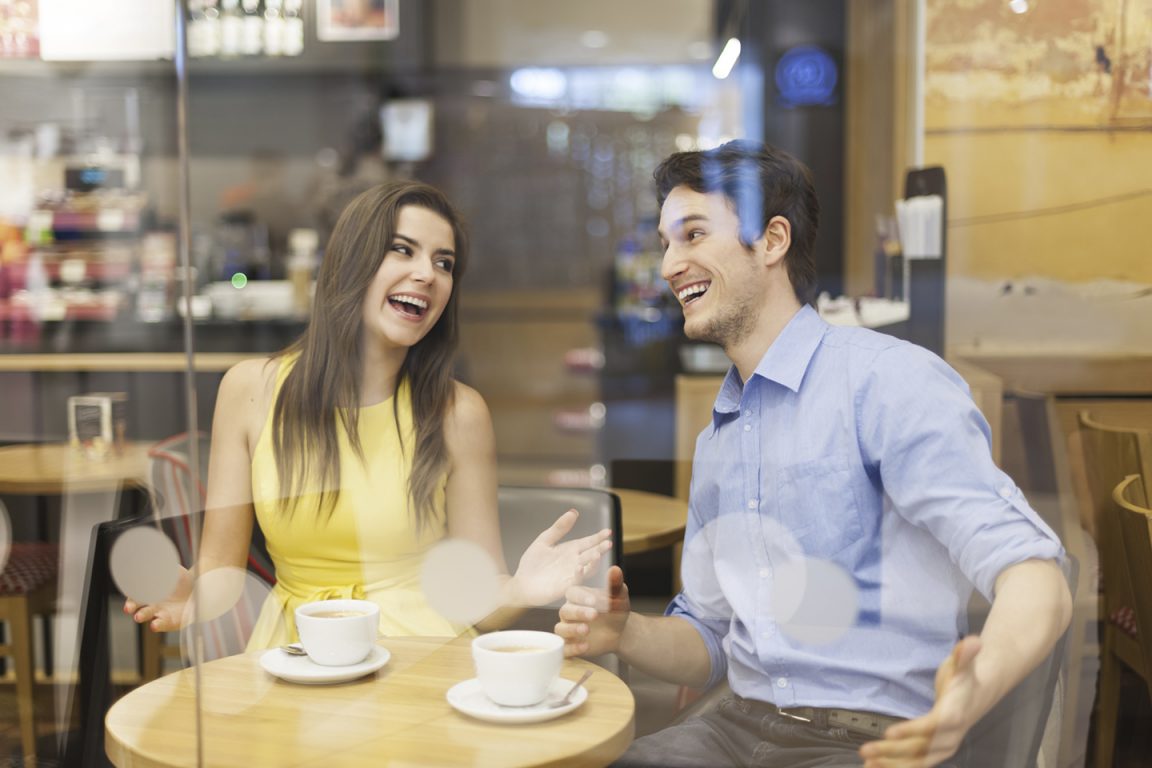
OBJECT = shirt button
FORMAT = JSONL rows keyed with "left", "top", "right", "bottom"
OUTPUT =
{"left": 747, "top": 499, "right": 757, "bottom": 510}
{"left": 776, "top": 678, "right": 788, "bottom": 688}
{"left": 744, "top": 424, "right": 752, "bottom": 432}
{"left": 999, "top": 485, "right": 1013, "bottom": 499}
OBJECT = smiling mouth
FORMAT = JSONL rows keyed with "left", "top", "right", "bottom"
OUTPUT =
{"left": 676, "top": 282, "right": 710, "bottom": 307}
{"left": 388, "top": 293, "right": 429, "bottom": 318}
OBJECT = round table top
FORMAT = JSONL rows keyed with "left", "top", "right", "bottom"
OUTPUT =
{"left": 105, "top": 635, "right": 635, "bottom": 768}
{"left": 612, "top": 488, "right": 688, "bottom": 555}
{"left": 0, "top": 441, "right": 152, "bottom": 494}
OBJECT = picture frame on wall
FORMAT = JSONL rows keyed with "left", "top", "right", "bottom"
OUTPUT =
{"left": 316, "top": 0, "right": 399, "bottom": 42}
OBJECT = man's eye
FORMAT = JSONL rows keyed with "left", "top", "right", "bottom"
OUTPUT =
{"left": 687, "top": 230, "right": 705, "bottom": 241}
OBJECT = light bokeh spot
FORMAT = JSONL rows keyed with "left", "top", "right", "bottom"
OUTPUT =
{"left": 420, "top": 538, "right": 501, "bottom": 626}
{"left": 189, "top": 566, "right": 251, "bottom": 623}
{"left": 770, "top": 556, "right": 859, "bottom": 646}
{"left": 109, "top": 527, "right": 181, "bottom": 605}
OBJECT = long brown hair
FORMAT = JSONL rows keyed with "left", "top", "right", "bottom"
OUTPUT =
{"left": 271, "top": 180, "right": 469, "bottom": 530}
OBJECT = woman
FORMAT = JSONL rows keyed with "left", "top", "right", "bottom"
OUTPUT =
{"left": 127, "top": 180, "right": 611, "bottom": 645}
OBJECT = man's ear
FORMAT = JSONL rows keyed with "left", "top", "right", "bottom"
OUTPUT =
{"left": 758, "top": 215, "right": 791, "bottom": 267}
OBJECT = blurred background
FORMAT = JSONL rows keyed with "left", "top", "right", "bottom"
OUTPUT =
{"left": 1, "top": 0, "right": 1151, "bottom": 765}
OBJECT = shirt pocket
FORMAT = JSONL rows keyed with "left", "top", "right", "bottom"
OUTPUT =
{"left": 773, "top": 454, "right": 863, "bottom": 558}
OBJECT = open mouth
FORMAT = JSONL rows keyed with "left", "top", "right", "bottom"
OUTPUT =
{"left": 676, "top": 282, "right": 710, "bottom": 307}
{"left": 388, "top": 293, "right": 429, "bottom": 318}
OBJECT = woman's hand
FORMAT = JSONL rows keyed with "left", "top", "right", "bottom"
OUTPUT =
{"left": 123, "top": 566, "right": 194, "bottom": 632}
{"left": 509, "top": 509, "right": 612, "bottom": 607}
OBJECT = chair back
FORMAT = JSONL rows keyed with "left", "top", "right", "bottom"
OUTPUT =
{"left": 148, "top": 432, "right": 274, "bottom": 583}
{"left": 497, "top": 485, "right": 622, "bottom": 602}
{"left": 963, "top": 555, "right": 1076, "bottom": 768}
{"left": 1114, "top": 474, "right": 1152, "bottom": 701}
{"left": 64, "top": 509, "right": 275, "bottom": 767}
{"left": 1077, "top": 413, "right": 1152, "bottom": 620}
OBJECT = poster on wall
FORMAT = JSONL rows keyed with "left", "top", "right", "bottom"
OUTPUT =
{"left": 316, "top": 0, "right": 399, "bottom": 42}
{"left": 0, "top": 0, "right": 39, "bottom": 58}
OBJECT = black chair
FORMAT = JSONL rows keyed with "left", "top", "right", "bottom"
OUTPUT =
{"left": 62, "top": 510, "right": 274, "bottom": 768}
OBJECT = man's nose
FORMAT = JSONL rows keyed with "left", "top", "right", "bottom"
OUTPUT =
{"left": 661, "top": 247, "right": 686, "bottom": 283}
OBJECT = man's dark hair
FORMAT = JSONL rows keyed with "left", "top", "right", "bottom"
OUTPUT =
{"left": 654, "top": 139, "right": 820, "bottom": 305}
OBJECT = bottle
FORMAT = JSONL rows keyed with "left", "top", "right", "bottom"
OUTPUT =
{"left": 262, "top": 0, "right": 284, "bottom": 57}
{"left": 240, "top": 0, "right": 264, "bottom": 56}
{"left": 281, "top": 0, "right": 304, "bottom": 56}
{"left": 219, "top": 0, "right": 243, "bottom": 57}
{"left": 198, "top": 0, "right": 222, "bottom": 57}
{"left": 287, "top": 228, "right": 318, "bottom": 316}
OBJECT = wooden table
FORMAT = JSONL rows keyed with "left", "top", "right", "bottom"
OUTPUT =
{"left": 613, "top": 488, "right": 688, "bottom": 556}
{"left": 0, "top": 441, "right": 151, "bottom": 494}
{"left": 0, "top": 441, "right": 151, "bottom": 735}
{"left": 106, "top": 635, "right": 635, "bottom": 768}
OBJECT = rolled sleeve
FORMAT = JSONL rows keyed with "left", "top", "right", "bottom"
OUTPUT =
{"left": 857, "top": 344, "right": 1065, "bottom": 599}
{"left": 665, "top": 591, "right": 730, "bottom": 690}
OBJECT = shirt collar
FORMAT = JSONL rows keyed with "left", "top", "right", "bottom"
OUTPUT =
{"left": 712, "top": 304, "right": 827, "bottom": 421}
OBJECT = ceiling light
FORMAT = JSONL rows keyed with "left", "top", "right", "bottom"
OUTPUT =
{"left": 712, "top": 37, "right": 741, "bottom": 79}
{"left": 1009, "top": 0, "right": 1029, "bottom": 13}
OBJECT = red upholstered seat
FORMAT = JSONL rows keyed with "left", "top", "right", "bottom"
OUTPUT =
{"left": 0, "top": 543, "right": 59, "bottom": 595}
{"left": 1110, "top": 605, "right": 1139, "bottom": 638}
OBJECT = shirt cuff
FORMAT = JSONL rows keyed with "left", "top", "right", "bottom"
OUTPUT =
{"left": 665, "top": 592, "right": 729, "bottom": 690}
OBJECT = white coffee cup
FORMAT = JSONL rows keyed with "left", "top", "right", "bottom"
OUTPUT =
{"left": 295, "top": 599, "right": 379, "bottom": 666}
{"left": 472, "top": 630, "right": 563, "bottom": 706}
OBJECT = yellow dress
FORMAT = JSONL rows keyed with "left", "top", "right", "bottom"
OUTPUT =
{"left": 245, "top": 357, "right": 470, "bottom": 648}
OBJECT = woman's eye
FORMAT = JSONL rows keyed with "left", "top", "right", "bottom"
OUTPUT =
{"left": 390, "top": 243, "right": 412, "bottom": 256}
{"left": 435, "top": 258, "right": 455, "bottom": 273}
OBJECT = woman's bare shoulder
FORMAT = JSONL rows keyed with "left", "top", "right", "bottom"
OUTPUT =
{"left": 219, "top": 356, "right": 281, "bottom": 408}
{"left": 448, "top": 381, "right": 492, "bottom": 424}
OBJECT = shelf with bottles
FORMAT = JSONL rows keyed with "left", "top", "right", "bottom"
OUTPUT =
{"left": 188, "top": 0, "right": 305, "bottom": 60}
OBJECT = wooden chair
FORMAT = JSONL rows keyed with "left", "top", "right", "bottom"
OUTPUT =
{"left": 1077, "top": 412, "right": 1152, "bottom": 768}
{"left": 0, "top": 542, "right": 57, "bottom": 763}
{"left": 1114, "top": 474, "right": 1152, "bottom": 702}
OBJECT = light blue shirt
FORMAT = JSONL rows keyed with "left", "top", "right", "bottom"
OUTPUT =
{"left": 667, "top": 304, "right": 1063, "bottom": 718}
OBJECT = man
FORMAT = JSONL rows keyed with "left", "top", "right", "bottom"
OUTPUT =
{"left": 556, "top": 140, "right": 1071, "bottom": 768}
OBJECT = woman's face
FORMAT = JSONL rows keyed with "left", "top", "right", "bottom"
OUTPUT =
{"left": 360, "top": 204, "right": 457, "bottom": 352}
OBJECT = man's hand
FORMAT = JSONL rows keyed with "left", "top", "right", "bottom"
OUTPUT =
{"left": 859, "top": 636, "right": 982, "bottom": 768}
{"left": 554, "top": 564, "right": 631, "bottom": 657}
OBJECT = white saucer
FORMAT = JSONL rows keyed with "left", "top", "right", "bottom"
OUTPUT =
{"left": 446, "top": 677, "right": 588, "bottom": 724}
{"left": 259, "top": 645, "right": 390, "bottom": 685}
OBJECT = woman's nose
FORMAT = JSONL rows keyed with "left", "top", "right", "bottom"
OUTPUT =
{"left": 410, "top": 256, "right": 434, "bottom": 282}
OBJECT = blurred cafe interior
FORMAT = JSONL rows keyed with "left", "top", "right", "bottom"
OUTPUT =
{"left": 1, "top": 0, "right": 1151, "bottom": 765}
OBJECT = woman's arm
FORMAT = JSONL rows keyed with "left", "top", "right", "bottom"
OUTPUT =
{"left": 125, "top": 358, "right": 271, "bottom": 631}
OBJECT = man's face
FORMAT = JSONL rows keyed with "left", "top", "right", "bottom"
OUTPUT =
{"left": 658, "top": 186, "right": 767, "bottom": 349}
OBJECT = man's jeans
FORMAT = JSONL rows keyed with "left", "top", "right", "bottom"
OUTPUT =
{"left": 614, "top": 696, "right": 969, "bottom": 768}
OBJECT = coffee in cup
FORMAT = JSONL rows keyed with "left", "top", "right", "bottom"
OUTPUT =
{"left": 295, "top": 599, "right": 379, "bottom": 666}
{"left": 472, "top": 630, "right": 563, "bottom": 706}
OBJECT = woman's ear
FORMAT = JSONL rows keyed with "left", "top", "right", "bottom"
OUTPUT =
{"left": 758, "top": 215, "right": 791, "bottom": 267}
